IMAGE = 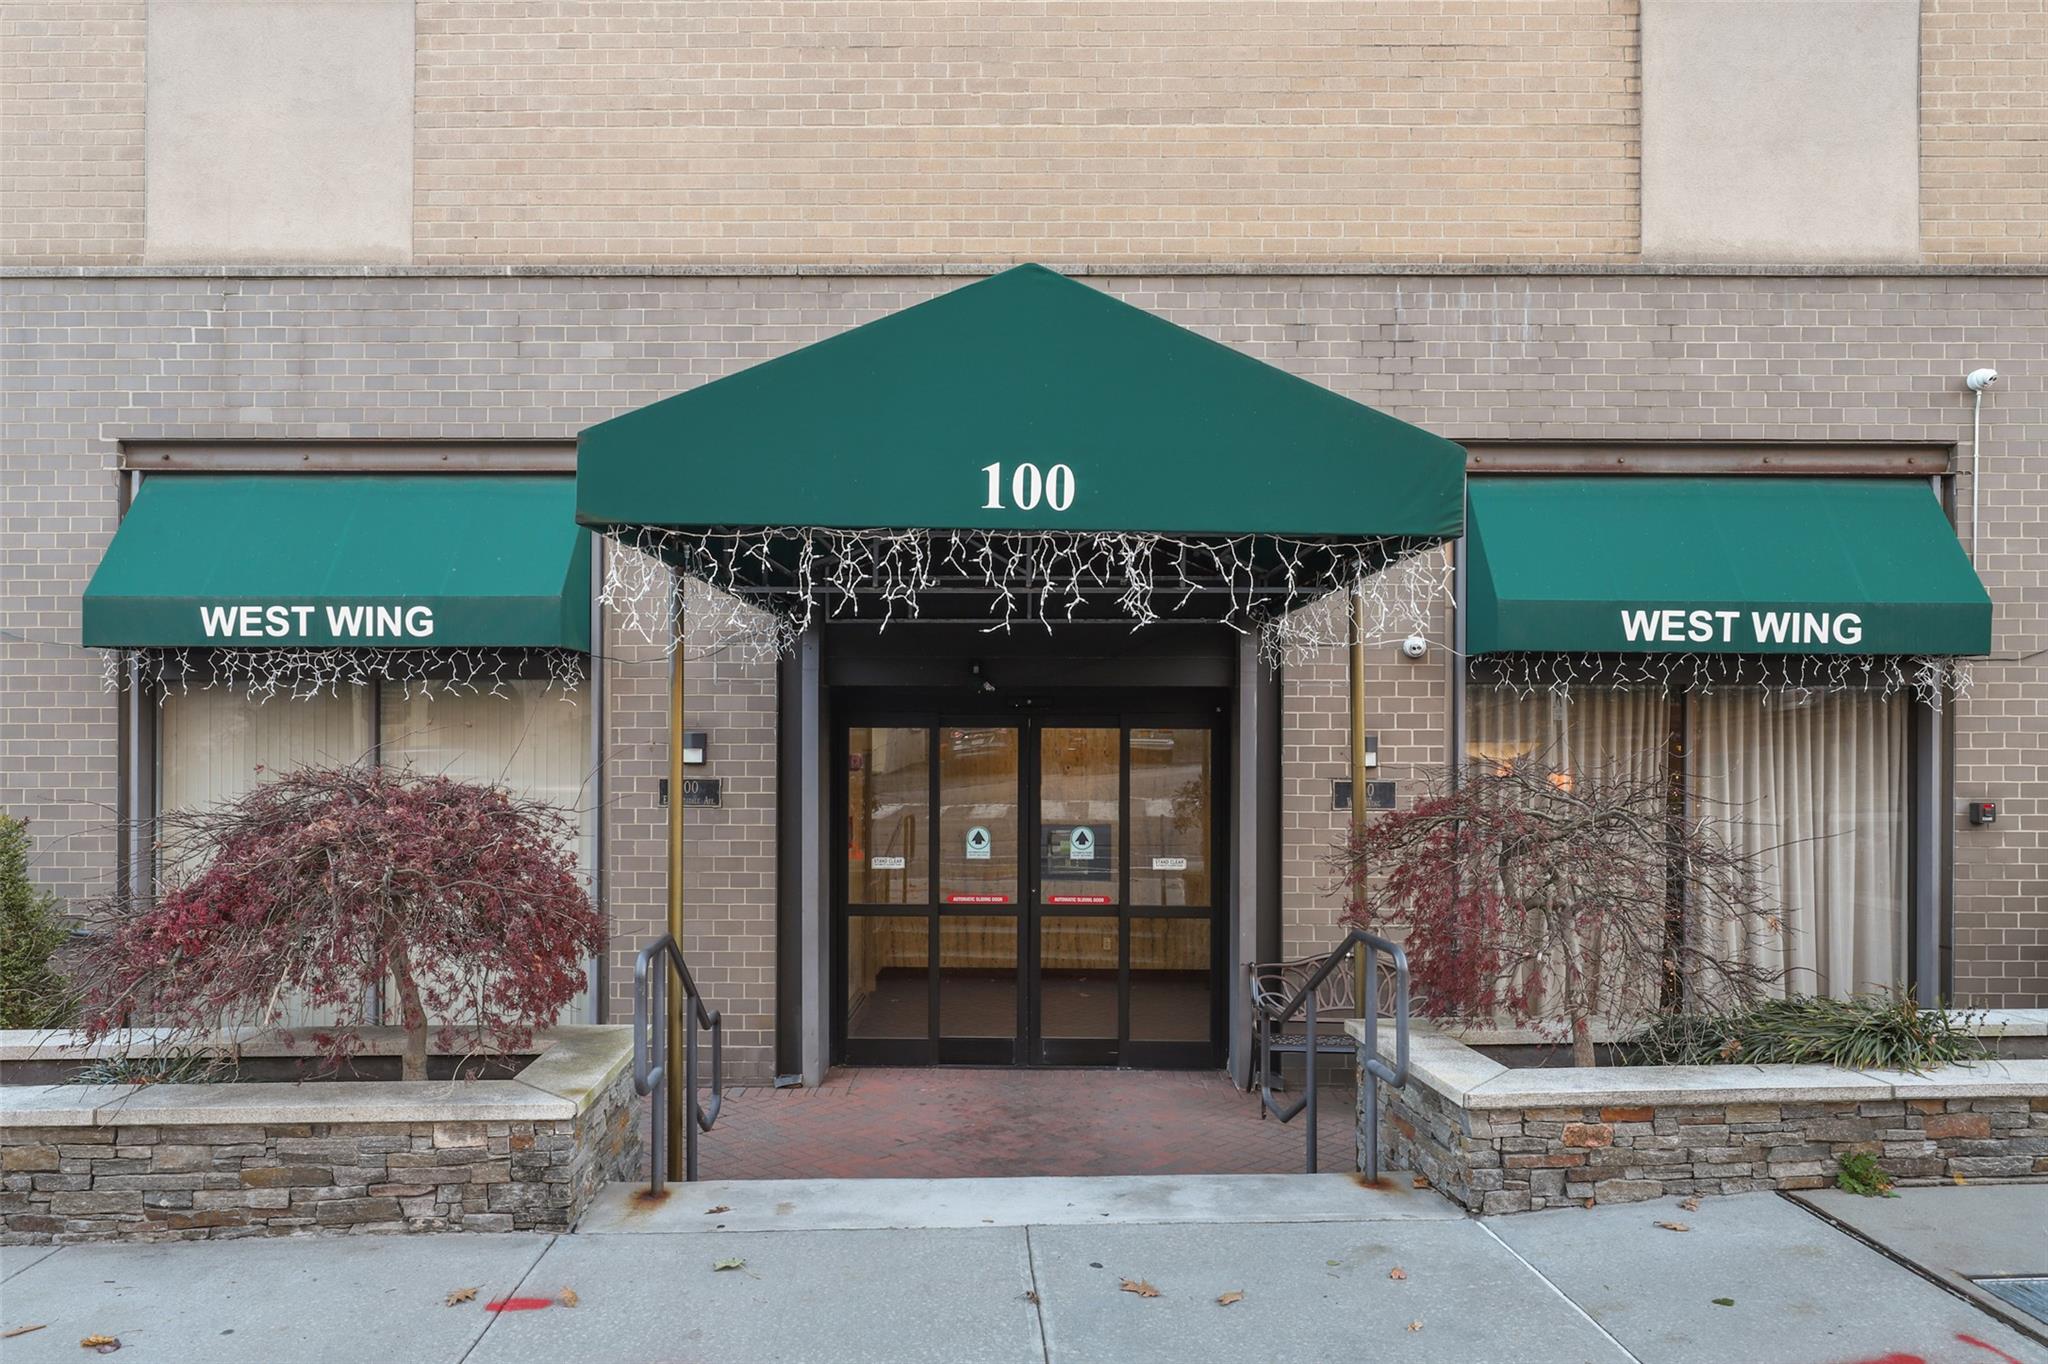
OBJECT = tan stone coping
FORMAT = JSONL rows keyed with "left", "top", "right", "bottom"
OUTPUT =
{"left": 1429, "top": 1008, "right": 2046, "bottom": 1049}
{"left": 1346, "top": 1014, "right": 2048, "bottom": 1110}
{"left": 0, "top": 1025, "right": 634, "bottom": 1128}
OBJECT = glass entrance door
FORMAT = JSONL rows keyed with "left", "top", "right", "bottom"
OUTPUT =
{"left": 838, "top": 710, "right": 1223, "bottom": 1068}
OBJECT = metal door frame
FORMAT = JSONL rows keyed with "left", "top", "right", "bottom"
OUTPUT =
{"left": 831, "top": 689, "right": 1229, "bottom": 1069}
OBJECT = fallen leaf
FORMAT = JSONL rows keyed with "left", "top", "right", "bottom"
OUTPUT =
{"left": 1679, "top": 1197, "right": 1701, "bottom": 1212}
{"left": 445, "top": 1287, "right": 478, "bottom": 1307}
{"left": 704, "top": 1205, "right": 730, "bottom": 1215}
{"left": 80, "top": 1337, "right": 118, "bottom": 1350}
{"left": 1712, "top": 1298, "right": 1735, "bottom": 1307}
{"left": 1216, "top": 1291, "right": 1245, "bottom": 1307}
{"left": 1407, "top": 1320, "right": 1424, "bottom": 1332}
{"left": 713, "top": 1258, "right": 748, "bottom": 1272}
{"left": 1388, "top": 1267, "right": 1408, "bottom": 1281}
{"left": 1411, "top": 1176, "right": 1430, "bottom": 1189}
{"left": 2, "top": 1325, "right": 46, "bottom": 1340}
{"left": 1953, "top": 1173, "right": 1968, "bottom": 1186}
{"left": 1325, "top": 1259, "right": 1342, "bottom": 1267}
{"left": 1583, "top": 1197, "right": 1596, "bottom": 1209}
{"left": 1119, "top": 1278, "right": 1161, "bottom": 1299}
{"left": 1654, "top": 1221, "right": 1691, "bottom": 1233}
{"left": 557, "top": 1288, "right": 580, "bottom": 1308}
{"left": 1022, "top": 1291, "right": 1040, "bottom": 1305}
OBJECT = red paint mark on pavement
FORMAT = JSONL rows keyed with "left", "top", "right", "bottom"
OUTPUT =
{"left": 1956, "top": 1334, "right": 2025, "bottom": 1364}
{"left": 1837, "top": 1354, "right": 1925, "bottom": 1364}
{"left": 484, "top": 1298, "right": 555, "bottom": 1313}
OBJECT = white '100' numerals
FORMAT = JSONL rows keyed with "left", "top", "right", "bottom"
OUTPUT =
{"left": 981, "top": 462, "right": 1075, "bottom": 512}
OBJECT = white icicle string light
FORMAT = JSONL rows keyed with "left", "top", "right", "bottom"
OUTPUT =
{"left": 1472, "top": 651, "right": 1972, "bottom": 709}
{"left": 103, "top": 646, "right": 589, "bottom": 704}
{"left": 598, "top": 525, "right": 1453, "bottom": 668}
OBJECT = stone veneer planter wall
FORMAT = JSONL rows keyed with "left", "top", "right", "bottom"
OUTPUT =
{"left": 1348, "top": 1013, "right": 2048, "bottom": 1215}
{"left": 0, "top": 1026, "right": 641, "bottom": 1244}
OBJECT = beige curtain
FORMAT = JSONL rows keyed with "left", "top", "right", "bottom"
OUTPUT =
{"left": 380, "top": 679, "right": 598, "bottom": 1023}
{"left": 1692, "top": 689, "right": 1907, "bottom": 997}
{"left": 159, "top": 676, "right": 596, "bottom": 1027}
{"left": 1463, "top": 686, "right": 1668, "bottom": 1022}
{"left": 158, "top": 687, "right": 374, "bottom": 1025}
{"left": 1466, "top": 686, "right": 1668, "bottom": 787}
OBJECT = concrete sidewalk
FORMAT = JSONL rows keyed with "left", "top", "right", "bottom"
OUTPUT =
{"left": 2, "top": 1180, "right": 2041, "bottom": 1364}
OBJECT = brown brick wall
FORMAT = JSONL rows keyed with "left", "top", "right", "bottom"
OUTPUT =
{"left": 0, "top": 1, "right": 145, "bottom": 266}
{"left": 2, "top": 273, "right": 2041, "bottom": 1039}
{"left": 1923, "top": 0, "right": 2048, "bottom": 264}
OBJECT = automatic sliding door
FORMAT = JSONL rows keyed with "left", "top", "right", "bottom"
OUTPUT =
{"left": 1127, "top": 726, "right": 1218, "bottom": 1066}
{"left": 844, "top": 726, "right": 934, "bottom": 1063}
{"left": 936, "top": 725, "right": 1022, "bottom": 1062}
{"left": 1034, "top": 726, "right": 1121, "bottom": 1063}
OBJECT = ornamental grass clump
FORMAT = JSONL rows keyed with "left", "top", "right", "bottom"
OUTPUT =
{"left": 1623, "top": 991, "right": 1985, "bottom": 1074}
{"left": 76, "top": 764, "right": 603, "bottom": 1081}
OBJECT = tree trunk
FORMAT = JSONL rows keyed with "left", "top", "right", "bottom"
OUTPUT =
{"left": 389, "top": 940, "right": 430, "bottom": 1083}
{"left": 1558, "top": 924, "right": 1597, "bottom": 1068}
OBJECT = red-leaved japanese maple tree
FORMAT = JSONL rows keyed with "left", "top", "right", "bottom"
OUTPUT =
{"left": 1341, "top": 753, "right": 1783, "bottom": 1067}
{"left": 79, "top": 763, "right": 602, "bottom": 1080}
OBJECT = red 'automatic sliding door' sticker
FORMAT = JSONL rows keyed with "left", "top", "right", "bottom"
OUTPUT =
{"left": 1045, "top": 895, "right": 1112, "bottom": 905}
{"left": 944, "top": 894, "right": 1012, "bottom": 904}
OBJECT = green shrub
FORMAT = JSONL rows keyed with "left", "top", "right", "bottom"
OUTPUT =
{"left": 1835, "top": 1151, "right": 1898, "bottom": 1198}
{"left": 1621, "top": 990, "right": 1985, "bottom": 1074}
{"left": 0, "top": 814, "right": 75, "bottom": 1028}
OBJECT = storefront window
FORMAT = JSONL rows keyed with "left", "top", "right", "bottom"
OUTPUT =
{"left": 158, "top": 669, "right": 596, "bottom": 1023}
{"left": 1692, "top": 689, "right": 1907, "bottom": 996}
{"left": 1466, "top": 673, "right": 1906, "bottom": 998}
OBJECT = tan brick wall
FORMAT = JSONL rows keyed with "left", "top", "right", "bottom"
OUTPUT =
{"left": 411, "top": 0, "right": 1639, "bottom": 265}
{"left": 600, "top": 580, "right": 781, "bottom": 1083}
{"left": 2, "top": 273, "right": 2041, "bottom": 1046}
{"left": 1923, "top": 0, "right": 2048, "bottom": 264}
{"left": 0, "top": 1, "right": 145, "bottom": 265}
{"left": 11, "top": 2, "right": 2048, "bottom": 267}
{"left": 1279, "top": 591, "right": 1453, "bottom": 959}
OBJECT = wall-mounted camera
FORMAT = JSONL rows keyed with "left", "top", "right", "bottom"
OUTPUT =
{"left": 1400, "top": 634, "right": 1429, "bottom": 660}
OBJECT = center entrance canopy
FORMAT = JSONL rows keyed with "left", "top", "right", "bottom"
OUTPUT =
{"left": 574, "top": 264, "right": 1465, "bottom": 639}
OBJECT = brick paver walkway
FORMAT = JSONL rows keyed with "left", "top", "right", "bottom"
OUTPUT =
{"left": 685, "top": 1067, "right": 1358, "bottom": 1180}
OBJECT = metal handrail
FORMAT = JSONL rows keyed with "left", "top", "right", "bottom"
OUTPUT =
{"left": 1252, "top": 928, "right": 1409, "bottom": 1177}
{"left": 632, "top": 933, "right": 724, "bottom": 1192}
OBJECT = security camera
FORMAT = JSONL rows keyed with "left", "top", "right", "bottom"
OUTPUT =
{"left": 1966, "top": 368, "right": 1999, "bottom": 392}
{"left": 1400, "top": 634, "right": 1429, "bottom": 660}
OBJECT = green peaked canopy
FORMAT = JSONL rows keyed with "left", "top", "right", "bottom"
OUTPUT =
{"left": 576, "top": 264, "right": 1465, "bottom": 541}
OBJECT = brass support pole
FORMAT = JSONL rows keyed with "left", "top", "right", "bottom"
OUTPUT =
{"left": 665, "top": 632, "right": 687, "bottom": 1183}
{"left": 1349, "top": 582, "right": 1370, "bottom": 1020}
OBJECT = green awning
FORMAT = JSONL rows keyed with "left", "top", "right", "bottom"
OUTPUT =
{"left": 576, "top": 264, "right": 1464, "bottom": 542}
{"left": 1465, "top": 477, "right": 1991, "bottom": 656}
{"left": 83, "top": 475, "right": 591, "bottom": 650}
